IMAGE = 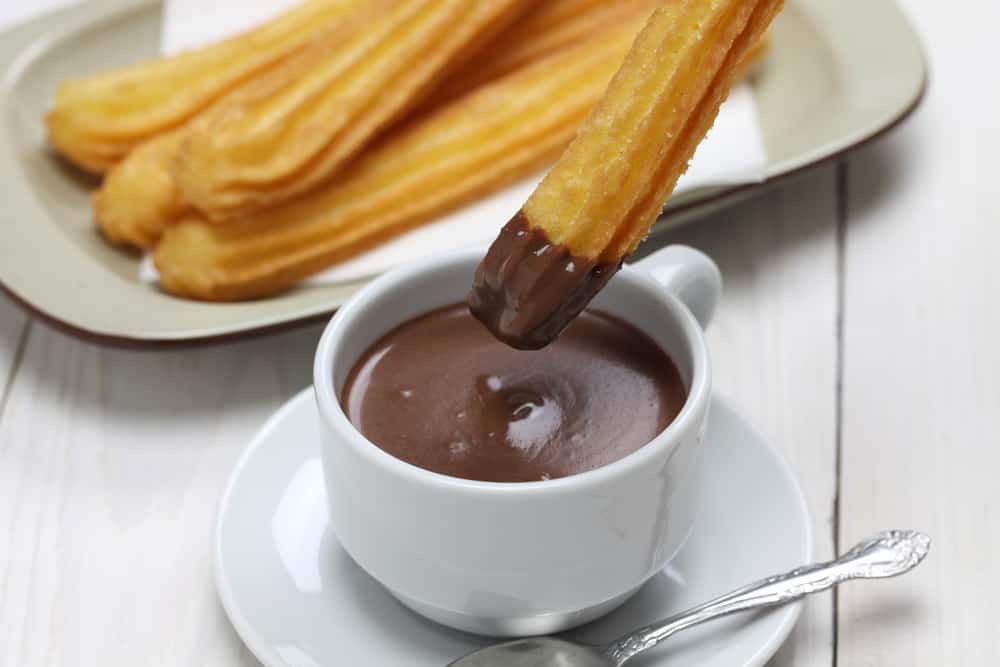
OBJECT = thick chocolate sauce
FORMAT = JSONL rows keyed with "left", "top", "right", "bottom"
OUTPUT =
{"left": 468, "top": 212, "right": 622, "bottom": 350}
{"left": 341, "top": 303, "right": 685, "bottom": 483}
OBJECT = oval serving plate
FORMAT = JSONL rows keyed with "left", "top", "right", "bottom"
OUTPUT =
{"left": 0, "top": 0, "right": 925, "bottom": 347}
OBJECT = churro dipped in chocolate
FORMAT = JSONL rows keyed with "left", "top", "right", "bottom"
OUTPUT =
{"left": 175, "top": 0, "right": 533, "bottom": 220}
{"left": 46, "top": 0, "right": 372, "bottom": 173}
{"left": 470, "top": 0, "right": 784, "bottom": 349}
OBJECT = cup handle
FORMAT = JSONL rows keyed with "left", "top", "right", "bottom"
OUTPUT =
{"left": 633, "top": 245, "right": 722, "bottom": 329}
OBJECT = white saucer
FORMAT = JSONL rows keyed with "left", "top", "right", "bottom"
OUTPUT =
{"left": 215, "top": 389, "right": 812, "bottom": 667}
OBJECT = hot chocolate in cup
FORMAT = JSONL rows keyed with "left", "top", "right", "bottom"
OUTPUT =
{"left": 313, "top": 244, "right": 720, "bottom": 637}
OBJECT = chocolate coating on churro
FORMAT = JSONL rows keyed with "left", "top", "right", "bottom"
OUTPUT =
{"left": 469, "top": 212, "right": 621, "bottom": 350}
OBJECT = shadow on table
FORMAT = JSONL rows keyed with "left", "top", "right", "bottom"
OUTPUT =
{"left": 8, "top": 315, "right": 324, "bottom": 424}
{"left": 0, "top": 294, "right": 30, "bottom": 383}
{"left": 641, "top": 165, "right": 842, "bottom": 295}
{"left": 843, "top": 124, "right": 919, "bottom": 221}
{"left": 639, "top": 129, "right": 914, "bottom": 291}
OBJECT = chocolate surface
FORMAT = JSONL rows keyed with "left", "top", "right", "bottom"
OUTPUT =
{"left": 341, "top": 303, "right": 685, "bottom": 483}
{"left": 468, "top": 212, "right": 621, "bottom": 350}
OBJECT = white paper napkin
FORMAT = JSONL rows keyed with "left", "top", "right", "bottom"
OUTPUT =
{"left": 162, "top": 0, "right": 303, "bottom": 55}
{"left": 0, "top": 0, "right": 78, "bottom": 30}
{"left": 147, "top": 1, "right": 768, "bottom": 285}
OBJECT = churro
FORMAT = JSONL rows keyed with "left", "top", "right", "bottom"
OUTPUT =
{"left": 154, "top": 25, "right": 642, "bottom": 301}
{"left": 175, "top": 0, "right": 534, "bottom": 220}
{"left": 46, "top": 0, "right": 371, "bottom": 173}
{"left": 469, "top": 0, "right": 784, "bottom": 349}
{"left": 93, "top": 130, "right": 187, "bottom": 249}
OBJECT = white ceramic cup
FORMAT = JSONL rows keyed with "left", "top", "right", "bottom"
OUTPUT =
{"left": 313, "top": 244, "right": 721, "bottom": 637}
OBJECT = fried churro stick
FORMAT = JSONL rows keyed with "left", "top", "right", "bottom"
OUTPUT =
{"left": 469, "top": 0, "right": 785, "bottom": 349}
{"left": 154, "top": 24, "right": 642, "bottom": 301}
{"left": 93, "top": 130, "right": 187, "bottom": 248}
{"left": 46, "top": 0, "right": 371, "bottom": 173}
{"left": 175, "top": 0, "right": 534, "bottom": 220}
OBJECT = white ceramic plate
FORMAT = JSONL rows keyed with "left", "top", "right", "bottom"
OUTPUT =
{"left": 0, "top": 0, "right": 925, "bottom": 346}
{"left": 215, "top": 389, "right": 812, "bottom": 667}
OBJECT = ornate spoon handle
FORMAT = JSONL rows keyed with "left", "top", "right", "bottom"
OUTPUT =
{"left": 603, "top": 530, "right": 931, "bottom": 666}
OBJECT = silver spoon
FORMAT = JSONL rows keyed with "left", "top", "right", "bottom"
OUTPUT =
{"left": 449, "top": 529, "right": 930, "bottom": 667}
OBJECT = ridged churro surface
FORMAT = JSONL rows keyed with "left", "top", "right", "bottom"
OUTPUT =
{"left": 175, "top": 0, "right": 534, "bottom": 220}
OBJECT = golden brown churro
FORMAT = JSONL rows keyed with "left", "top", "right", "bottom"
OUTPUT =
{"left": 154, "top": 24, "right": 643, "bottom": 301}
{"left": 469, "top": 0, "right": 785, "bottom": 349}
{"left": 93, "top": 130, "right": 187, "bottom": 249}
{"left": 174, "top": 0, "right": 535, "bottom": 220}
{"left": 46, "top": 0, "right": 369, "bottom": 173}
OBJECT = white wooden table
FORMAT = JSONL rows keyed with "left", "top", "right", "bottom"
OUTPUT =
{"left": 2, "top": 1, "right": 997, "bottom": 664}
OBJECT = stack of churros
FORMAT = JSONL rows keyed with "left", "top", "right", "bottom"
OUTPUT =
{"left": 46, "top": 0, "right": 770, "bottom": 302}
